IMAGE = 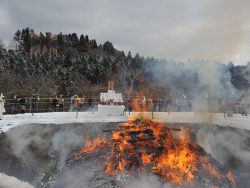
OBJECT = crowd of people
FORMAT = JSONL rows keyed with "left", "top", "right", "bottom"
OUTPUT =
{"left": 50, "top": 94, "right": 65, "bottom": 112}
{"left": 41, "top": 94, "right": 85, "bottom": 112}
{"left": 126, "top": 96, "right": 192, "bottom": 113}
{"left": 6, "top": 94, "right": 40, "bottom": 114}
{"left": 49, "top": 94, "right": 90, "bottom": 112}
{"left": 0, "top": 94, "right": 94, "bottom": 114}
{"left": 0, "top": 92, "right": 249, "bottom": 119}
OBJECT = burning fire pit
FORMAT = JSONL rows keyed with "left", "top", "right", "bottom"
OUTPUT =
{"left": 67, "top": 117, "right": 237, "bottom": 188}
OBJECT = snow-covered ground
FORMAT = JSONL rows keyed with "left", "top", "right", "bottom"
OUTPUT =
{"left": 147, "top": 112, "right": 250, "bottom": 130}
{"left": 0, "top": 112, "right": 249, "bottom": 133}
{"left": 0, "top": 112, "right": 127, "bottom": 132}
{"left": 0, "top": 173, "right": 34, "bottom": 188}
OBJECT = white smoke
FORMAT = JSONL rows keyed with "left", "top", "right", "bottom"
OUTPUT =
{"left": 7, "top": 124, "right": 55, "bottom": 160}
{"left": 145, "top": 59, "right": 239, "bottom": 123}
{"left": 3, "top": 123, "right": 108, "bottom": 187}
{"left": 49, "top": 126, "right": 85, "bottom": 170}
{"left": 197, "top": 126, "right": 250, "bottom": 167}
{"left": 241, "top": 63, "right": 250, "bottom": 113}
{"left": 147, "top": 59, "right": 237, "bottom": 98}
{"left": 0, "top": 173, "right": 34, "bottom": 188}
{"left": 196, "top": 125, "right": 250, "bottom": 187}
{"left": 126, "top": 175, "right": 173, "bottom": 188}
{"left": 6, "top": 124, "right": 94, "bottom": 169}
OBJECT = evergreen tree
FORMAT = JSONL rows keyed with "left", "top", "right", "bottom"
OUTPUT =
{"left": 103, "top": 41, "right": 114, "bottom": 53}
{"left": 64, "top": 52, "right": 73, "bottom": 68}
{"left": 127, "top": 51, "right": 132, "bottom": 59}
{"left": 14, "top": 30, "right": 21, "bottom": 44}
{"left": 0, "top": 39, "right": 3, "bottom": 50}
{"left": 72, "top": 33, "right": 79, "bottom": 42}
{"left": 79, "top": 34, "right": 85, "bottom": 45}
{"left": 91, "top": 39, "right": 97, "bottom": 49}
{"left": 57, "top": 33, "right": 64, "bottom": 46}
{"left": 85, "top": 35, "right": 89, "bottom": 43}
{"left": 21, "top": 27, "right": 31, "bottom": 53}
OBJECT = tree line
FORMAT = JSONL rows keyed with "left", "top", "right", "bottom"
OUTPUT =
{"left": 0, "top": 28, "right": 249, "bottom": 101}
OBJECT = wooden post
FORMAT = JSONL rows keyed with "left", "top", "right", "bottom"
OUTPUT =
{"left": 30, "top": 96, "right": 33, "bottom": 116}
{"left": 92, "top": 96, "right": 95, "bottom": 115}
{"left": 108, "top": 81, "right": 114, "bottom": 90}
{"left": 168, "top": 101, "right": 170, "bottom": 115}
{"left": 151, "top": 101, "right": 154, "bottom": 119}
{"left": 76, "top": 104, "right": 79, "bottom": 119}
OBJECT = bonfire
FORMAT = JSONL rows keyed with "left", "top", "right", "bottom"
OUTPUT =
{"left": 68, "top": 116, "right": 237, "bottom": 188}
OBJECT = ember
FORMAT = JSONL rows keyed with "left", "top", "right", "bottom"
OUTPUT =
{"left": 69, "top": 117, "right": 238, "bottom": 187}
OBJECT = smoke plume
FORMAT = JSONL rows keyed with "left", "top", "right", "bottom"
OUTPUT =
{"left": 196, "top": 125, "right": 250, "bottom": 187}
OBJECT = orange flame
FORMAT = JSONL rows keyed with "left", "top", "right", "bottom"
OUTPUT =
{"left": 227, "top": 170, "right": 237, "bottom": 187}
{"left": 80, "top": 136, "right": 107, "bottom": 154}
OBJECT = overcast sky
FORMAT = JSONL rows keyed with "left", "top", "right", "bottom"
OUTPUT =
{"left": 1, "top": 0, "right": 250, "bottom": 65}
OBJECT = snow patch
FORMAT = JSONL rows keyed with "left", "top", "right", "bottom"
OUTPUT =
{"left": 0, "top": 112, "right": 249, "bottom": 133}
{"left": 0, "top": 173, "right": 34, "bottom": 188}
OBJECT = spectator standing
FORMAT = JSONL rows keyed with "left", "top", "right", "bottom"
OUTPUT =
{"left": 11, "top": 95, "right": 18, "bottom": 114}
{"left": 0, "top": 93, "right": 6, "bottom": 120}
{"left": 70, "top": 95, "right": 74, "bottom": 111}
{"left": 18, "top": 96, "right": 26, "bottom": 114}
{"left": 58, "top": 94, "right": 65, "bottom": 112}
{"left": 241, "top": 103, "right": 248, "bottom": 116}
{"left": 52, "top": 96, "right": 58, "bottom": 112}
{"left": 86, "top": 97, "right": 92, "bottom": 111}
{"left": 79, "top": 95, "right": 86, "bottom": 111}
{"left": 31, "top": 94, "right": 39, "bottom": 114}
{"left": 73, "top": 95, "right": 80, "bottom": 111}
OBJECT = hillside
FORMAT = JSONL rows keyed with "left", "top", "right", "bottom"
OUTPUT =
{"left": 0, "top": 28, "right": 249, "bottom": 102}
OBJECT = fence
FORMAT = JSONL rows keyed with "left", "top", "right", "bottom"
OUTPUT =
{"left": 2, "top": 97, "right": 249, "bottom": 115}
{"left": 3, "top": 97, "right": 97, "bottom": 114}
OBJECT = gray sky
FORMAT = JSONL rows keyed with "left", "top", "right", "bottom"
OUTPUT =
{"left": 1, "top": 0, "right": 250, "bottom": 65}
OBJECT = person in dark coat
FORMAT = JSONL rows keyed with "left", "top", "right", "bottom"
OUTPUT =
{"left": 58, "top": 94, "right": 65, "bottom": 112}
{"left": 18, "top": 97, "right": 26, "bottom": 114}
{"left": 52, "top": 96, "right": 58, "bottom": 112}
{"left": 11, "top": 95, "right": 18, "bottom": 114}
{"left": 31, "top": 94, "right": 39, "bottom": 113}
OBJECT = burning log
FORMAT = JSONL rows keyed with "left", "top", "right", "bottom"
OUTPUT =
{"left": 127, "top": 136, "right": 156, "bottom": 143}
{"left": 103, "top": 129, "right": 117, "bottom": 133}
{"left": 169, "top": 128, "right": 181, "bottom": 131}
{"left": 127, "top": 129, "right": 154, "bottom": 136}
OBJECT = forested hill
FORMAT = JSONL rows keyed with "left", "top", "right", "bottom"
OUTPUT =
{"left": 12, "top": 28, "right": 121, "bottom": 57}
{"left": 0, "top": 27, "right": 249, "bottom": 99}
{"left": 0, "top": 27, "right": 147, "bottom": 97}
